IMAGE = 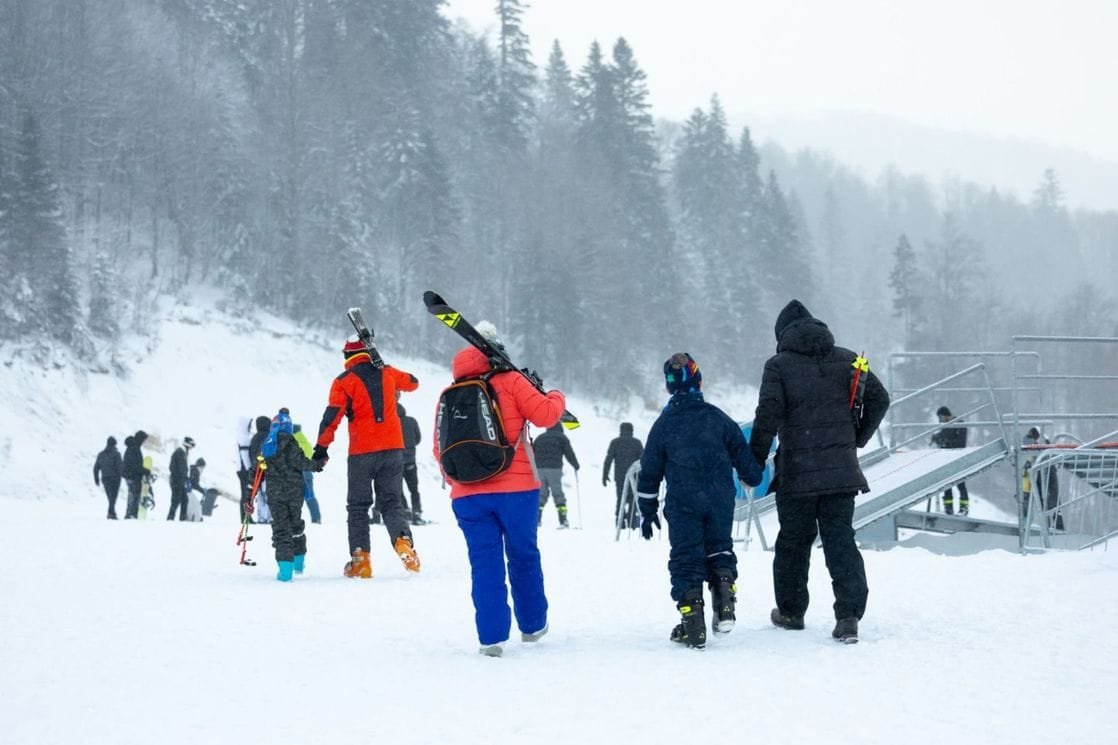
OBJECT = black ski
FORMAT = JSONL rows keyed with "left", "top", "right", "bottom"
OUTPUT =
{"left": 347, "top": 307, "right": 385, "bottom": 368}
{"left": 423, "top": 290, "right": 579, "bottom": 429}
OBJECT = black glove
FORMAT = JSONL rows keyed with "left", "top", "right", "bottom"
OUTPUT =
{"left": 311, "top": 458, "right": 327, "bottom": 473}
{"left": 641, "top": 514, "right": 661, "bottom": 540}
{"left": 602, "top": 475, "right": 609, "bottom": 487}
{"left": 312, "top": 445, "right": 328, "bottom": 461}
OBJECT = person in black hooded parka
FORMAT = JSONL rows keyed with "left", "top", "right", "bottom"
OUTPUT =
{"left": 749, "top": 300, "right": 889, "bottom": 643}
{"left": 121, "top": 431, "right": 149, "bottom": 519}
{"left": 93, "top": 437, "right": 123, "bottom": 519}
{"left": 603, "top": 422, "right": 644, "bottom": 527}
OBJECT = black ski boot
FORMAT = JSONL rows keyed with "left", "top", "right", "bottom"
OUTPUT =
{"left": 770, "top": 607, "right": 805, "bottom": 630}
{"left": 710, "top": 576, "right": 736, "bottom": 634}
{"left": 670, "top": 592, "right": 706, "bottom": 649}
{"left": 832, "top": 617, "right": 859, "bottom": 644}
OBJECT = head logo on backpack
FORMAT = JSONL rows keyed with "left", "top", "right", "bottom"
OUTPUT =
{"left": 261, "top": 409, "right": 293, "bottom": 460}
{"left": 436, "top": 374, "right": 519, "bottom": 483}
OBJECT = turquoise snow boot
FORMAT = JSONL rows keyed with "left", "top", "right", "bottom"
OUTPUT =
{"left": 293, "top": 554, "right": 305, "bottom": 574}
{"left": 276, "top": 561, "right": 295, "bottom": 582}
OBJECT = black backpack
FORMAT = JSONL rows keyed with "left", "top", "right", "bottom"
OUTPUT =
{"left": 436, "top": 373, "right": 519, "bottom": 483}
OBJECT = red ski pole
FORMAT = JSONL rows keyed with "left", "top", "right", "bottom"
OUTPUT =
{"left": 236, "top": 459, "right": 266, "bottom": 566}
{"left": 849, "top": 352, "right": 869, "bottom": 415}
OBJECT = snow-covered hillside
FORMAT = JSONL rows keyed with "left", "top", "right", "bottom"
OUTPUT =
{"left": 1, "top": 305, "right": 1116, "bottom": 745}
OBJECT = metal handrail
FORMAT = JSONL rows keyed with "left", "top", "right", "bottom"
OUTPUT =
{"left": 885, "top": 363, "right": 1008, "bottom": 451}
{"left": 1023, "top": 436, "right": 1118, "bottom": 550}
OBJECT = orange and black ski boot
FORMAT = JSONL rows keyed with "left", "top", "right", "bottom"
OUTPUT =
{"left": 343, "top": 548, "right": 373, "bottom": 578}
{"left": 394, "top": 535, "right": 421, "bottom": 573}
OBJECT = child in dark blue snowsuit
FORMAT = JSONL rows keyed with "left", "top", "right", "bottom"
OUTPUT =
{"left": 637, "top": 353, "right": 763, "bottom": 648}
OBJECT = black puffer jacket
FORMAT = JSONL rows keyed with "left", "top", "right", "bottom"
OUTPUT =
{"left": 398, "top": 404, "right": 422, "bottom": 464}
{"left": 749, "top": 300, "right": 890, "bottom": 498}
{"left": 122, "top": 431, "right": 148, "bottom": 481}
{"left": 94, "top": 438, "right": 123, "bottom": 487}
{"left": 264, "top": 432, "right": 315, "bottom": 502}
{"left": 603, "top": 424, "right": 644, "bottom": 484}
{"left": 533, "top": 423, "right": 579, "bottom": 470}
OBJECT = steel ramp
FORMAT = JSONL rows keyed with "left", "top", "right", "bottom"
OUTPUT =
{"left": 853, "top": 440, "right": 1011, "bottom": 530}
{"left": 742, "top": 439, "right": 1013, "bottom": 547}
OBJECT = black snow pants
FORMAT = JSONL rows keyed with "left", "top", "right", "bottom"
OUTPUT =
{"left": 268, "top": 492, "right": 307, "bottom": 563}
{"left": 167, "top": 483, "right": 188, "bottom": 521}
{"left": 124, "top": 478, "right": 142, "bottom": 518}
{"left": 662, "top": 490, "right": 736, "bottom": 603}
{"left": 103, "top": 479, "right": 121, "bottom": 517}
{"left": 773, "top": 492, "right": 868, "bottom": 621}
{"left": 346, "top": 450, "right": 411, "bottom": 553}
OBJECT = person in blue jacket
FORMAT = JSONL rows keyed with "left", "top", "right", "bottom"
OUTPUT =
{"left": 636, "top": 353, "right": 763, "bottom": 649}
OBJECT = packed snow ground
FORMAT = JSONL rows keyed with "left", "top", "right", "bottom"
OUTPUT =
{"left": 2, "top": 303, "right": 1116, "bottom": 745}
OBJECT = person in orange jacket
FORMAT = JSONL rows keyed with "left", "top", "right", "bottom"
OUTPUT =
{"left": 434, "top": 324, "right": 567, "bottom": 657}
{"left": 314, "top": 337, "right": 420, "bottom": 578}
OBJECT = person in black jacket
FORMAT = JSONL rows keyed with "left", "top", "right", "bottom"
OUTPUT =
{"left": 167, "top": 437, "right": 196, "bottom": 521}
{"left": 259, "top": 409, "right": 317, "bottom": 581}
{"left": 750, "top": 300, "right": 889, "bottom": 644}
{"left": 121, "top": 431, "right": 149, "bottom": 519}
{"left": 603, "top": 422, "right": 644, "bottom": 528}
{"left": 397, "top": 402, "right": 425, "bottom": 525}
{"left": 534, "top": 422, "right": 580, "bottom": 528}
{"left": 637, "top": 353, "right": 763, "bottom": 649}
{"left": 93, "top": 436, "right": 123, "bottom": 519}
{"left": 248, "top": 416, "right": 271, "bottom": 523}
{"left": 931, "top": 406, "right": 969, "bottom": 515}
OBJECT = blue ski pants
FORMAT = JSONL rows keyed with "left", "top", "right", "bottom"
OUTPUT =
{"left": 453, "top": 489, "right": 548, "bottom": 646}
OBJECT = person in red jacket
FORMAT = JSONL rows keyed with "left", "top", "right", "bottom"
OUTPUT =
{"left": 314, "top": 337, "right": 420, "bottom": 578}
{"left": 434, "top": 326, "right": 567, "bottom": 657}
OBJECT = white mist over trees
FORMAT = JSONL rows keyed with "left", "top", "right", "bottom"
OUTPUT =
{"left": 0, "top": 0, "right": 1115, "bottom": 398}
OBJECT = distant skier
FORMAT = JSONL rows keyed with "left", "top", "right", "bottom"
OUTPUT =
{"left": 637, "top": 353, "right": 763, "bottom": 649}
{"left": 602, "top": 422, "right": 644, "bottom": 529}
{"left": 292, "top": 424, "right": 321, "bottom": 524}
{"left": 750, "top": 300, "right": 890, "bottom": 644}
{"left": 249, "top": 416, "right": 272, "bottom": 524}
{"left": 931, "top": 406, "right": 969, "bottom": 515}
{"left": 235, "top": 417, "right": 255, "bottom": 522}
{"left": 257, "top": 409, "right": 317, "bottom": 581}
{"left": 533, "top": 422, "right": 579, "bottom": 528}
{"left": 314, "top": 337, "right": 421, "bottom": 578}
{"left": 121, "top": 431, "right": 150, "bottom": 519}
{"left": 93, "top": 436, "right": 123, "bottom": 519}
{"left": 167, "top": 437, "right": 196, "bottom": 521}
{"left": 187, "top": 457, "right": 207, "bottom": 521}
{"left": 397, "top": 400, "right": 425, "bottom": 525}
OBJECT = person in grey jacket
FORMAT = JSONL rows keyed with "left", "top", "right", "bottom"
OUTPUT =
{"left": 534, "top": 422, "right": 579, "bottom": 528}
{"left": 93, "top": 436, "right": 123, "bottom": 519}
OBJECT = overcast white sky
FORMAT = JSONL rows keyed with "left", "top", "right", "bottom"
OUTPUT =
{"left": 445, "top": 0, "right": 1118, "bottom": 207}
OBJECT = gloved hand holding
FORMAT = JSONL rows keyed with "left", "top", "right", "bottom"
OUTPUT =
{"left": 637, "top": 495, "right": 660, "bottom": 540}
{"left": 312, "top": 445, "right": 329, "bottom": 462}
{"left": 244, "top": 498, "right": 255, "bottom": 516}
{"left": 312, "top": 458, "right": 327, "bottom": 473}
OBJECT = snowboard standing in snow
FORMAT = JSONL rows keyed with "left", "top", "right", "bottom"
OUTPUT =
{"left": 138, "top": 455, "right": 156, "bottom": 520}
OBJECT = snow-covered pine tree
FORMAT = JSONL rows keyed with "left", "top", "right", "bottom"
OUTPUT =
{"left": 888, "top": 233, "right": 921, "bottom": 349}
{"left": 9, "top": 108, "right": 79, "bottom": 343}
{"left": 673, "top": 96, "right": 762, "bottom": 378}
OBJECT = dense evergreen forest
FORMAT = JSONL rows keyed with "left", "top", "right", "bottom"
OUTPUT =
{"left": 1, "top": 0, "right": 1115, "bottom": 399}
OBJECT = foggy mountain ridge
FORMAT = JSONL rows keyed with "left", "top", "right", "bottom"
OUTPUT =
{"left": 739, "top": 109, "right": 1118, "bottom": 213}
